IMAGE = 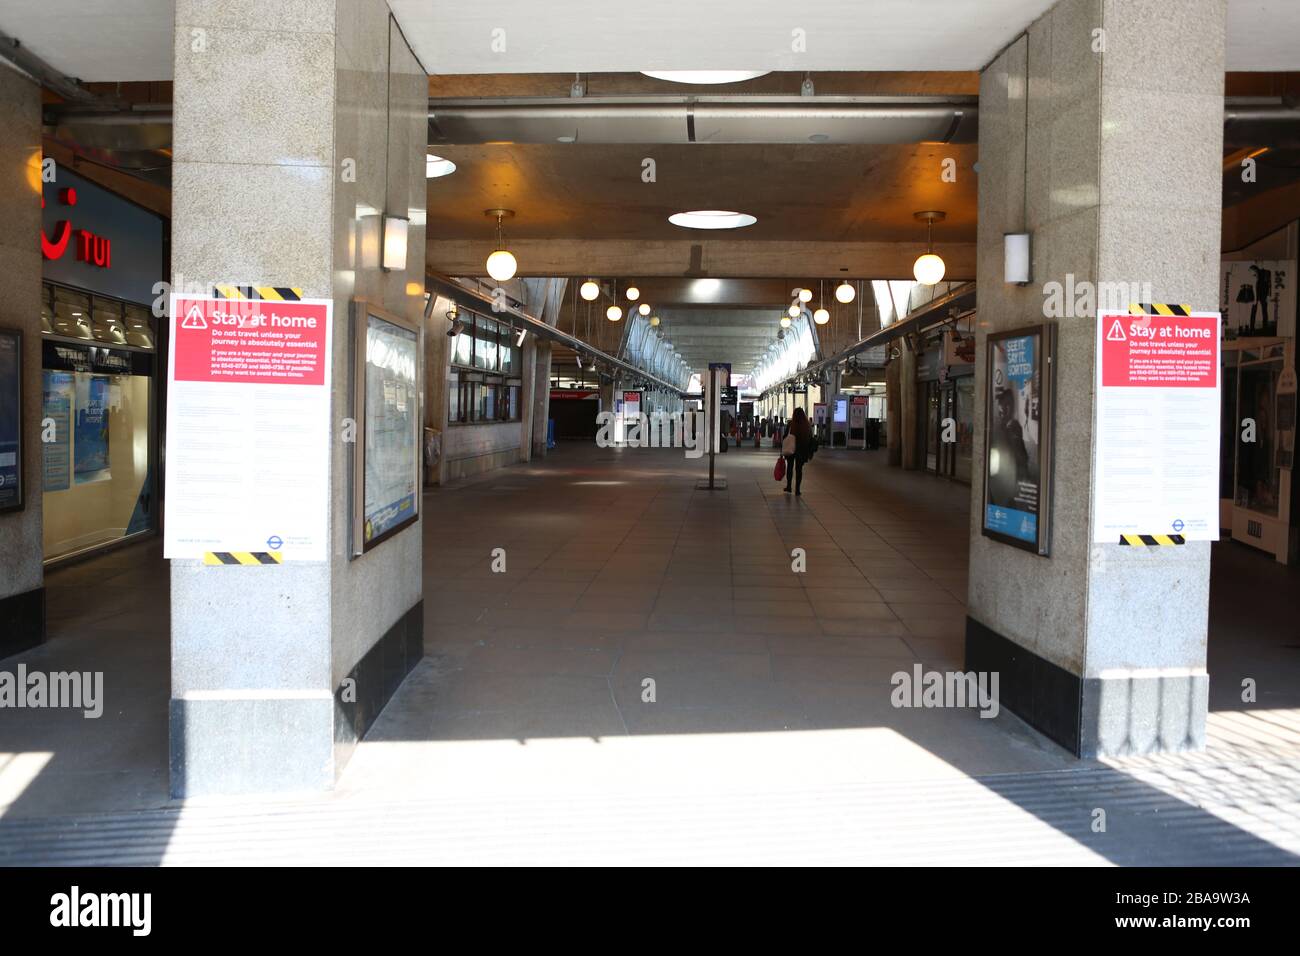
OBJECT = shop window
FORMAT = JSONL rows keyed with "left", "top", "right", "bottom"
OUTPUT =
{"left": 124, "top": 304, "right": 155, "bottom": 350}
{"left": 445, "top": 307, "right": 524, "bottom": 425}
{"left": 40, "top": 283, "right": 157, "bottom": 562}
{"left": 91, "top": 299, "right": 127, "bottom": 345}
{"left": 51, "top": 287, "right": 93, "bottom": 340}
{"left": 475, "top": 320, "right": 498, "bottom": 371}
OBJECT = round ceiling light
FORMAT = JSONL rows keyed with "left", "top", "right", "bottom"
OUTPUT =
{"left": 787, "top": 304, "right": 801, "bottom": 318}
{"left": 813, "top": 308, "right": 830, "bottom": 325}
{"left": 638, "top": 303, "right": 651, "bottom": 316}
{"left": 913, "top": 253, "right": 946, "bottom": 285}
{"left": 426, "top": 155, "right": 456, "bottom": 178}
{"left": 912, "top": 210, "right": 947, "bottom": 286}
{"left": 798, "top": 288, "right": 813, "bottom": 303}
{"left": 607, "top": 305, "right": 623, "bottom": 321}
{"left": 486, "top": 249, "right": 517, "bottom": 282}
{"left": 835, "top": 281, "right": 856, "bottom": 303}
{"left": 485, "top": 208, "right": 517, "bottom": 281}
{"left": 668, "top": 210, "right": 757, "bottom": 230}
{"left": 780, "top": 315, "right": 792, "bottom": 329}
{"left": 580, "top": 279, "right": 600, "bottom": 301}
{"left": 650, "top": 316, "right": 660, "bottom": 326}
{"left": 641, "top": 70, "right": 770, "bottom": 85}
{"left": 625, "top": 285, "right": 640, "bottom": 301}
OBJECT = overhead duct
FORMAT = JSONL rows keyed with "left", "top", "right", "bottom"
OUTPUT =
{"left": 1224, "top": 97, "right": 1300, "bottom": 149}
{"left": 39, "top": 97, "right": 1300, "bottom": 152}
{"left": 429, "top": 96, "right": 979, "bottom": 145}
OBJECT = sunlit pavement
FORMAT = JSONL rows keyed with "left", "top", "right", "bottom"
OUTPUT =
{"left": 2, "top": 444, "right": 1298, "bottom": 864}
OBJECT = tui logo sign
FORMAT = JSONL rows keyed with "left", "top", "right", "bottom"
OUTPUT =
{"left": 40, "top": 187, "right": 112, "bottom": 269}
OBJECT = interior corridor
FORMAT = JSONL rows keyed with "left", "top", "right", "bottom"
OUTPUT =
{"left": 3, "top": 444, "right": 1299, "bottom": 864}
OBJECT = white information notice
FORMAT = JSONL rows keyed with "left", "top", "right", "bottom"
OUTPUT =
{"left": 163, "top": 294, "right": 333, "bottom": 560}
{"left": 1092, "top": 310, "right": 1221, "bottom": 542}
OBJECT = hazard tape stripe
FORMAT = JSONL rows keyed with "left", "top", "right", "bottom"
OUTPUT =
{"left": 212, "top": 286, "right": 304, "bottom": 301}
{"left": 1118, "top": 534, "right": 1186, "bottom": 546}
{"left": 1127, "top": 302, "right": 1191, "bottom": 316}
{"left": 202, "top": 551, "right": 284, "bottom": 565}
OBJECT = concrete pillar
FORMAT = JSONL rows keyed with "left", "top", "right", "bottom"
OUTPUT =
{"left": 0, "top": 64, "right": 43, "bottom": 658}
{"left": 531, "top": 338, "right": 552, "bottom": 457}
{"left": 966, "top": 0, "right": 1224, "bottom": 757}
{"left": 168, "top": 0, "right": 428, "bottom": 795}
{"left": 898, "top": 346, "right": 919, "bottom": 468}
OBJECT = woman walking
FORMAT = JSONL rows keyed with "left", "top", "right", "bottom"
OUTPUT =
{"left": 781, "top": 406, "right": 814, "bottom": 496}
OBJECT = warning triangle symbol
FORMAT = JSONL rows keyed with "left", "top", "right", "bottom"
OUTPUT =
{"left": 181, "top": 304, "right": 207, "bottom": 330}
{"left": 1106, "top": 319, "right": 1126, "bottom": 342}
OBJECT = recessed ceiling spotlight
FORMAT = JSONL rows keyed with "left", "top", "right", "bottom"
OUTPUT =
{"left": 426, "top": 155, "right": 456, "bottom": 178}
{"left": 669, "top": 210, "right": 757, "bottom": 230}
{"left": 641, "top": 70, "right": 770, "bottom": 84}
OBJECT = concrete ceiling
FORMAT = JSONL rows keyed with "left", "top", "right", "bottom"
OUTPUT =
{"left": 3, "top": 1, "right": 1300, "bottom": 82}
{"left": 424, "top": 141, "right": 977, "bottom": 244}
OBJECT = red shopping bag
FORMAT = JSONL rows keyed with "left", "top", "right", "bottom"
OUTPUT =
{"left": 774, "top": 456, "right": 786, "bottom": 482}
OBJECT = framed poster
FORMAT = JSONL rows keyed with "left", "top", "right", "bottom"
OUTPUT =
{"left": 981, "top": 323, "right": 1056, "bottom": 555}
{"left": 164, "top": 293, "right": 333, "bottom": 561}
{"left": 1094, "top": 310, "right": 1220, "bottom": 542}
{"left": 0, "top": 328, "right": 22, "bottom": 513}
{"left": 352, "top": 300, "right": 420, "bottom": 555}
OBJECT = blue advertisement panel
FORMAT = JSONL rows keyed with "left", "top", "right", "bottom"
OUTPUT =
{"left": 982, "top": 325, "right": 1055, "bottom": 555}
{"left": 0, "top": 329, "right": 21, "bottom": 511}
{"left": 74, "top": 374, "right": 111, "bottom": 484}
{"left": 42, "top": 370, "right": 74, "bottom": 492}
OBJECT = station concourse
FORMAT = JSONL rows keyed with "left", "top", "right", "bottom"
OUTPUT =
{"left": 0, "top": 0, "right": 1298, "bottom": 867}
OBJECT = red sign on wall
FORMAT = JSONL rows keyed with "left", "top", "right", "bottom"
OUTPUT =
{"left": 171, "top": 297, "right": 329, "bottom": 386}
{"left": 1099, "top": 313, "right": 1218, "bottom": 388}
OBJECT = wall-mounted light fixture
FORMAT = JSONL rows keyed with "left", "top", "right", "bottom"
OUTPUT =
{"left": 1004, "top": 232, "right": 1031, "bottom": 285}
{"left": 382, "top": 215, "right": 409, "bottom": 272}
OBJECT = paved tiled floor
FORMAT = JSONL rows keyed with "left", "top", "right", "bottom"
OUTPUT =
{"left": 3, "top": 441, "right": 1299, "bottom": 864}
{"left": 394, "top": 442, "right": 1049, "bottom": 769}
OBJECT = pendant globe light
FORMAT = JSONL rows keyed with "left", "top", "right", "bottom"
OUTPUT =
{"left": 835, "top": 280, "right": 855, "bottom": 303}
{"left": 580, "top": 279, "right": 600, "bottom": 301}
{"left": 638, "top": 303, "right": 651, "bottom": 316}
{"left": 606, "top": 280, "right": 623, "bottom": 321}
{"left": 625, "top": 284, "right": 640, "bottom": 301}
{"left": 813, "top": 280, "right": 830, "bottom": 325}
{"left": 484, "top": 208, "right": 517, "bottom": 281}
{"left": 912, "top": 210, "right": 947, "bottom": 285}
